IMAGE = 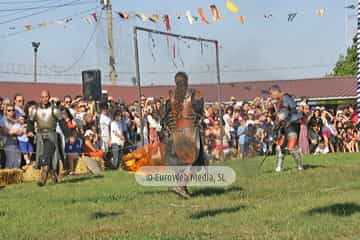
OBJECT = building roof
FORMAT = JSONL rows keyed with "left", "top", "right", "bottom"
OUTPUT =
{"left": 0, "top": 76, "right": 356, "bottom": 102}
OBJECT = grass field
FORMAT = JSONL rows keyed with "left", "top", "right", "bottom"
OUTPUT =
{"left": 1, "top": 153, "right": 360, "bottom": 240}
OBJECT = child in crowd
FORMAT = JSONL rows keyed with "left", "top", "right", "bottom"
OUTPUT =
{"left": 16, "top": 114, "right": 32, "bottom": 165}
{"left": 64, "top": 131, "right": 82, "bottom": 175}
{"left": 237, "top": 119, "right": 248, "bottom": 159}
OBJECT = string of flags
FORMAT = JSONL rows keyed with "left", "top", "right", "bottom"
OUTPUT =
{"left": 3, "top": 0, "right": 353, "bottom": 38}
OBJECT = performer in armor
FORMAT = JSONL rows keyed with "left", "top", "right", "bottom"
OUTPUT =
{"left": 269, "top": 85, "right": 303, "bottom": 172}
{"left": 160, "top": 72, "right": 206, "bottom": 199}
{"left": 29, "top": 90, "right": 63, "bottom": 186}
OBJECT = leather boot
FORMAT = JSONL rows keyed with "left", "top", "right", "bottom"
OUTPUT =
{"left": 38, "top": 166, "right": 49, "bottom": 187}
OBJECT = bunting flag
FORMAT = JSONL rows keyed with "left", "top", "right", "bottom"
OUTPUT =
{"left": 163, "top": 15, "right": 171, "bottom": 31}
{"left": 136, "top": 13, "right": 148, "bottom": 22}
{"left": 288, "top": 13, "right": 297, "bottom": 22}
{"left": 237, "top": 15, "right": 245, "bottom": 24}
{"left": 226, "top": 0, "right": 239, "bottom": 13}
{"left": 264, "top": 14, "right": 273, "bottom": 20}
{"left": 82, "top": 13, "right": 97, "bottom": 24}
{"left": 2, "top": 6, "right": 338, "bottom": 38}
{"left": 176, "top": 12, "right": 182, "bottom": 20}
{"left": 118, "top": 12, "right": 129, "bottom": 19}
{"left": 38, "top": 22, "right": 48, "bottom": 28}
{"left": 24, "top": 25, "right": 32, "bottom": 31}
{"left": 197, "top": 8, "right": 210, "bottom": 24}
{"left": 185, "top": 10, "right": 195, "bottom": 24}
{"left": 210, "top": 4, "right": 221, "bottom": 21}
{"left": 56, "top": 17, "right": 73, "bottom": 25}
{"left": 173, "top": 43, "right": 176, "bottom": 59}
{"left": 315, "top": 8, "right": 325, "bottom": 16}
{"left": 149, "top": 14, "right": 160, "bottom": 22}
{"left": 91, "top": 13, "right": 97, "bottom": 22}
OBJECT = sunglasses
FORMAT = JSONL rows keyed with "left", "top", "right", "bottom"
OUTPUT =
{"left": 65, "top": 101, "right": 71, "bottom": 104}
{"left": 7, "top": 109, "right": 14, "bottom": 112}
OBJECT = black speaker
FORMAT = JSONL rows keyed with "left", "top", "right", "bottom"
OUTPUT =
{"left": 82, "top": 69, "right": 102, "bottom": 101}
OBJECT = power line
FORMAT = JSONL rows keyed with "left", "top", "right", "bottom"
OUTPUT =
{"left": 0, "top": 63, "right": 333, "bottom": 76}
{"left": 0, "top": 0, "right": 59, "bottom": 19}
{"left": 0, "top": 0, "right": 59, "bottom": 4}
{"left": 0, "top": 7, "right": 99, "bottom": 39}
{"left": 39, "top": 8, "right": 104, "bottom": 73}
{"left": 0, "top": 0, "right": 83, "bottom": 25}
{"left": 0, "top": 0, "right": 95, "bottom": 12}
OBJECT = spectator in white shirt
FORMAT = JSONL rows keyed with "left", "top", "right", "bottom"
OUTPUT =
{"left": 110, "top": 111, "right": 125, "bottom": 168}
{"left": 99, "top": 102, "right": 111, "bottom": 153}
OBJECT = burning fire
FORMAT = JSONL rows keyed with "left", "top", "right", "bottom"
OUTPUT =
{"left": 123, "top": 143, "right": 166, "bottom": 174}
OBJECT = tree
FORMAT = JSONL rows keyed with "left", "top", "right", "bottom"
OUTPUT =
{"left": 331, "top": 37, "right": 357, "bottom": 76}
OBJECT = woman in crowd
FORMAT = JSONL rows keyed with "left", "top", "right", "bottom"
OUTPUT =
{"left": 147, "top": 103, "right": 161, "bottom": 146}
{"left": 0, "top": 104, "right": 23, "bottom": 168}
{"left": 83, "top": 129, "right": 104, "bottom": 158}
{"left": 298, "top": 103, "right": 311, "bottom": 154}
{"left": 320, "top": 109, "right": 335, "bottom": 153}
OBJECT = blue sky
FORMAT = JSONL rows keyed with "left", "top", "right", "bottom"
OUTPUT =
{"left": 0, "top": 0, "right": 357, "bottom": 85}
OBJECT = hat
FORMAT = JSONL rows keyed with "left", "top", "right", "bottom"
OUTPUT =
{"left": 102, "top": 90, "right": 108, "bottom": 94}
{"left": 230, "top": 96, "right": 236, "bottom": 100}
{"left": 84, "top": 130, "right": 94, "bottom": 137}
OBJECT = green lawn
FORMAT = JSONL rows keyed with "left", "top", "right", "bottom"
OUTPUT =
{"left": 1, "top": 153, "right": 360, "bottom": 240}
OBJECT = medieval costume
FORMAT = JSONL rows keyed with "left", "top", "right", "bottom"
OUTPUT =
{"left": 270, "top": 85, "right": 303, "bottom": 172}
{"left": 29, "top": 102, "right": 62, "bottom": 186}
{"left": 160, "top": 72, "right": 206, "bottom": 198}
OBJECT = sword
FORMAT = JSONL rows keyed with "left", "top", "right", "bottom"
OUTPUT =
{"left": 258, "top": 151, "right": 270, "bottom": 171}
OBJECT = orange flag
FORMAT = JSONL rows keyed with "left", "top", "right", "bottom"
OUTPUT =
{"left": 237, "top": 16, "right": 245, "bottom": 24}
{"left": 210, "top": 4, "right": 221, "bottom": 21}
{"left": 24, "top": 25, "right": 32, "bottom": 30}
{"left": 197, "top": 8, "right": 209, "bottom": 24}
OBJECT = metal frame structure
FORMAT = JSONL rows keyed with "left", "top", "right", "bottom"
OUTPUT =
{"left": 133, "top": 26, "right": 223, "bottom": 146}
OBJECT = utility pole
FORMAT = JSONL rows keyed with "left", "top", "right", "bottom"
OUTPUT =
{"left": 32, "top": 41, "right": 40, "bottom": 83}
{"left": 104, "top": 0, "right": 117, "bottom": 85}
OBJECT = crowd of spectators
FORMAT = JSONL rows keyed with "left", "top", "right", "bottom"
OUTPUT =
{"left": 0, "top": 91, "right": 359, "bottom": 171}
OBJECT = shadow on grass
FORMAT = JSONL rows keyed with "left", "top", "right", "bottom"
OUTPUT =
{"left": 302, "top": 164, "right": 326, "bottom": 170}
{"left": 138, "top": 190, "right": 169, "bottom": 196}
{"left": 191, "top": 186, "right": 244, "bottom": 197}
{"left": 91, "top": 211, "right": 123, "bottom": 220}
{"left": 190, "top": 205, "right": 246, "bottom": 219}
{"left": 261, "top": 164, "right": 326, "bottom": 174}
{"left": 308, "top": 203, "right": 360, "bottom": 217}
{"left": 60, "top": 175, "right": 104, "bottom": 184}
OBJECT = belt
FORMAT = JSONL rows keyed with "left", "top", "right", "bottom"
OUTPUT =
{"left": 38, "top": 128, "right": 56, "bottom": 134}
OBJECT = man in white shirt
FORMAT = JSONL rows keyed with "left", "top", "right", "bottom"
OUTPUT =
{"left": 99, "top": 102, "right": 111, "bottom": 154}
{"left": 110, "top": 111, "right": 124, "bottom": 168}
